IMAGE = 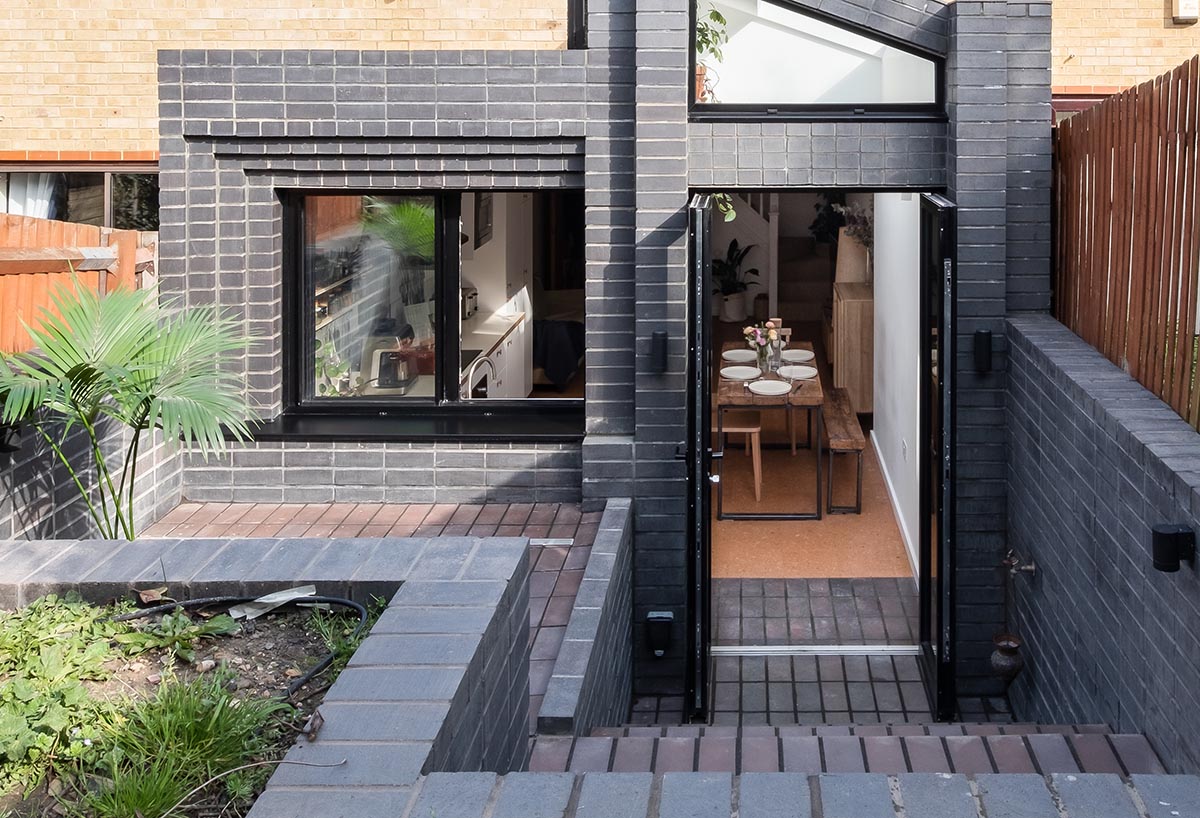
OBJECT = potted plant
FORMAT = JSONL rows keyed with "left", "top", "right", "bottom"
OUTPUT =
{"left": 712, "top": 239, "right": 759, "bottom": 323}
{"left": 694, "top": 5, "right": 728, "bottom": 102}
{"left": 0, "top": 282, "right": 254, "bottom": 540}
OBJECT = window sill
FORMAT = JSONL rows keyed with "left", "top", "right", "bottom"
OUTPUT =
{"left": 242, "top": 406, "right": 585, "bottom": 444}
{"left": 688, "top": 106, "right": 948, "bottom": 123}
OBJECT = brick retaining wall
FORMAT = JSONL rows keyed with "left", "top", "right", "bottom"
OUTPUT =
{"left": 1007, "top": 315, "right": 1200, "bottom": 772}
{"left": 537, "top": 497, "right": 633, "bottom": 734}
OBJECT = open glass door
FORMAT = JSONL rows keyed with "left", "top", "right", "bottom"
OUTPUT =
{"left": 918, "top": 193, "right": 956, "bottom": 720}
{"left": 686, "top": 193, "right": 714, "bottom": 720}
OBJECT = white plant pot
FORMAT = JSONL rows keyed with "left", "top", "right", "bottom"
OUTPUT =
{"left": 719, "top": 294, "right": 747, "bottom": 323}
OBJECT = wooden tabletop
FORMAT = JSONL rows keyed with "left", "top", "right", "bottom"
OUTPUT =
{"left": 716, "top": 340, "right": 824, "bottom": 408}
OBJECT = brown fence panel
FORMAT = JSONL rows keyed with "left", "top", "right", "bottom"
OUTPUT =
{"left": 0, "top": 214, "right": 153, "bottom": 354}
{"left": 1055, "top": 56, "right": 1200, "bottom": 431}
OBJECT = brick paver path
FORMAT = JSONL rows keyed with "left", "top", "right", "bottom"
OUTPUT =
{"left": 528, "top": 724, "right": 1167, "bottom": 775}
{"left": 713, "top": 577, "right": 919, "bottom": 646}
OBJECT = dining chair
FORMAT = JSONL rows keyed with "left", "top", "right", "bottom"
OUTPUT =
{"left": 721, "top": 409, "right": 762, "bottom": 502}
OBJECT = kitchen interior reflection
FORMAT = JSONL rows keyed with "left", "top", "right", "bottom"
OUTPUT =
{"left": 305, "top": 190, "right": 585, "bottom": 403}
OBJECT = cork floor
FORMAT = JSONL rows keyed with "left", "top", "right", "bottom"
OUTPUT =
{"left": 145, "top": 501, "right": 597, "bottom": 733}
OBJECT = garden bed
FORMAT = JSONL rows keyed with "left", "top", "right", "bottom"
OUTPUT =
{"left": 0, "top": 592, "right": 375, "bottom": 818}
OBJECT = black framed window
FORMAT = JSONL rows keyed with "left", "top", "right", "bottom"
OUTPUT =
{"left": 280, "top": 191, "right": 586, "bottom": 439}
{"left": 691, "top": 0, "right": 945, "bottom": 120}
{"left": 568, "top": 0, "right": 588, "bottom": 49}
{"left": 0, "top": 169, "right": 159, "bottom": 230}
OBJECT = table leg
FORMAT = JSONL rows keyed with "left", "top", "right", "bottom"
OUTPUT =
{"left": 814, "top": 405, "right": 824, "bottom": 521}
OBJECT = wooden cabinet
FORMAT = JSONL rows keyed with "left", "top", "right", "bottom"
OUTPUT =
{"left": 832, "top": 282, "right": 873, "bottom": 414}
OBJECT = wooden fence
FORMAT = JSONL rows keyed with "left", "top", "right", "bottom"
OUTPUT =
{"left": 0, "top": 214, "right": 156, "bottom": 354}
{"left": 1055, "top": 57, "right": 1200, "bottom": 429}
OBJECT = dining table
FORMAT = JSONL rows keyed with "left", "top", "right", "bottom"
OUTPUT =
{"left": 715, "top": 340, "right": 824, "bottom": 521}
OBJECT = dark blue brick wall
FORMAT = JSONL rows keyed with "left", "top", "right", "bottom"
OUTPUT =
{"left": 1007, "top": 315, "right": 1200, "bottom": 772}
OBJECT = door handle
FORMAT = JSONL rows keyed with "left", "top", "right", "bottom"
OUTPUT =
{"left": 709, "top": 474, "right": 721, "bottom": 484}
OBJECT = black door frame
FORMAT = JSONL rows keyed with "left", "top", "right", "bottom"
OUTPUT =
{"left": 685, "top": 193, "right": 715, "bottom": 720}
{"left": 685, "top": 189, "right": 959, "bottom": 723}
{"left": 917, "top": 192, "right": 957, "bottom": 720}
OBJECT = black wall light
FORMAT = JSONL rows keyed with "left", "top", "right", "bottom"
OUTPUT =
{"left": 974, "top": 329, "right": 993, "bottom": 373}
{"left": 650, "top": 331, "right": 669, "bottom": 374}
{"left": 1152, "top": 524, "right": 1196, "bottom": 572}
{"left": 645, "top": 611, "right": 673, "bottom": 657}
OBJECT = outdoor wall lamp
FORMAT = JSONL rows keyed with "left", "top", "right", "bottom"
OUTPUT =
{"left": 650, "top": 331, "right": 669, "bottom": 373}
{"left": 1152, "top": 524, "right": 1196, "bottom": 572}
{"left": 974, "top": 330, "right": 993, "bottom": 373}
{"left": 645, "top": 611, "right": 674, "bottom": 657}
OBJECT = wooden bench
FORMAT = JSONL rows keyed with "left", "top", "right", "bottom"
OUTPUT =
{"left": 824, "top": 387, "right": 866, "bottom": 514}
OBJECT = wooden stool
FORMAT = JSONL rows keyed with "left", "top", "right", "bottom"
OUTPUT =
{"left": 721, "top": 410, "right": 762, "bottom": 502}
{"left": 824, "top": 387, "right": 866, "bottom": 514}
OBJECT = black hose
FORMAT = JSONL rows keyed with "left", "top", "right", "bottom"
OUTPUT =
{"left": 109, "top": 594, "right": 369, "bottom": 698}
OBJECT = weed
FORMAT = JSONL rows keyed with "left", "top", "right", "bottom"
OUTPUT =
{"left": 73, "top": 672, "right": 293, "bottom": 818}
{"left": 113, "top": 609, "right": 239, "bottom": 664}
{"left": 0, "top": 594, "right": 130, "bottom": 794}
{"left": 307, "top": 597, "right": 385, "bottom": 680}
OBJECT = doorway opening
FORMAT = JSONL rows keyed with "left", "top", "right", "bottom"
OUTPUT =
{"left": 686, "top": 190, "right": 957, "bottom": 725}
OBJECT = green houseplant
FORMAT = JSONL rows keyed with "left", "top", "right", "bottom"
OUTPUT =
{"left": 694, "top": 5, "right": 728, "bottom": 102}
{"left": 0, "top": 282, "right": 254, "bottom": 540}
{"left": 712, "top": 239, "right": 759, "bottom": 322}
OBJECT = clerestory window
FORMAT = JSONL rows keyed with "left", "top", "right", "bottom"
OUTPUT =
{"left": 692, "top": 0, "right": 943, "bottom": 118}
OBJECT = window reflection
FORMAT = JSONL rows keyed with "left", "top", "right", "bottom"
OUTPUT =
{"left": 304, "top": 195, "right": 438, "bottom": 401}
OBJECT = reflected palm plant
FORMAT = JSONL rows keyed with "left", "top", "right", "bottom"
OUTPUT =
{"left": 0, "top": 283, "right": 253, "bottom": 539}
{"left": 360, "top": 197, "right": 436, "bottom": 263}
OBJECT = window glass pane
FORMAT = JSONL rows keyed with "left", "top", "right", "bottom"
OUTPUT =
{"left": 64, "top": 173, "right": 105, "bottom": 225}
{"left": 0, "top": 172, "right": 70, "bottom": 220}
{"left": 304, "top": 194, "right": 438, "bottom": 401}
{"left": 111, "top": 173, "right": 160, "bottom": 231}
{"left": 696, "top": 0, "right": 937, "bottom": 105}
{"left": 459, "top": 191, "right": 586, "bottom": 400}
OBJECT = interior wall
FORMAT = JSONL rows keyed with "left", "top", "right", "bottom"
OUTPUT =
{"left": 711, "top": 200, "right": 769, "bottom": 315}
{"left": 777, "top": 192, "right": 821, "bottom": 237}
{"left": 871, "top": 192, "right": 920, "bottom": 570}
{"left": 461, "top": 192, "right": 513, "bottom": 315}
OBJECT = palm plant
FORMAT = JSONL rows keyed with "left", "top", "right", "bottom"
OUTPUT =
{"left": 0, "top": 282, "right": 254, "bottom": 540}
{"left": 359, "top": 197, "right": 436, "bottom": 262}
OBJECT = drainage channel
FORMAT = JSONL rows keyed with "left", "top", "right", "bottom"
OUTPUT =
{"left": 711, "top": 644, "right": 921, "bottom": 656}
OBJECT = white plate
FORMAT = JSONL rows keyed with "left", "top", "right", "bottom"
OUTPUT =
{"left": 721, "top": 348, "right": 758, "bottom": 363}
{"left": 778, "top": 365, "right": 818, "bottom": 380}
{"left": 720, "top": 365, "right": 761, "bottom": 381}
{"left": 747, "top": 379, "right": 792, "bottom": 396}
{"left": 780, "top": 349, "right": 815, "bottom": 363}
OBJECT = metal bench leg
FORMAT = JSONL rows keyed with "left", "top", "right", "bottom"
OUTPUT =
{"left": 828, "top": 449, "right": 864, "bottom": 515}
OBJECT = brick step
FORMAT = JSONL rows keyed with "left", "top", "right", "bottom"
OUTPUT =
{"left": 527, "top": 727, "right": 1166, "bottom": 776}
{"left": 598, "top": 723, "right": 1114, "bottom": 737}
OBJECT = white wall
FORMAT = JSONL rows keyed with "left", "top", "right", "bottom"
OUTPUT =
{"left": 711, "top": 198, "right": 769, "bottom": 313}
{"left": 461, "top": 192, "right": 533, "bottom": 310}
{"left": 871, "top": 192, "right": 921, "bottom": 572}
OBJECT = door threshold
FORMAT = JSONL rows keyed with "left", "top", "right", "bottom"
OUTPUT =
{"left": 711, "top": 644, "right": 921, "bottom": 656}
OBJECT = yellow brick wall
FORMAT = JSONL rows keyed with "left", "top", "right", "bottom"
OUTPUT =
{"left": 1053, "top": 0, "right": 1200, "bottom": 93}
{"left": 0, "top": 0, "right": 567, "bottom": 157}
